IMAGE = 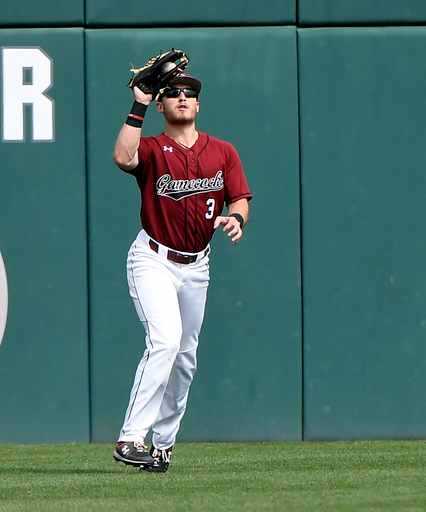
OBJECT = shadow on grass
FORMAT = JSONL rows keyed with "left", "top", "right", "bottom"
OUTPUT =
{"left": 3, "top": 465, "right": 140, "bottom": 476}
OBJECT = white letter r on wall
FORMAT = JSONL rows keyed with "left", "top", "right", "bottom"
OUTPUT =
{"left": 2, "top": 47, "right": 54, "bottom": 142}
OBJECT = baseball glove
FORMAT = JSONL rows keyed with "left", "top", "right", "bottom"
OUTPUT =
{"left": 128, "top": 49, "right": 189, "bottom": 99}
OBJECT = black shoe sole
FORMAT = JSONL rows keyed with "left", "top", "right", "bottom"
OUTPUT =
{"left": 139, "top": 465, "right": 168, "bottom": 473}
{"left": 113, "top": 451, "right": 154, "bottom": 468}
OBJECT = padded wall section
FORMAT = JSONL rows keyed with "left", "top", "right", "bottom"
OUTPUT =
{"left": 86, "top": 27, "right": 302, "bottom": 442}
{"left": 298, "top": 0, "right": 426, "bottom": 25}
{"left": 0, "top": 29, "right": 89, "bottom": 443}
{"left": 86, "top": 0, "right": 295, "bottom": 26}
{"left": 299, "top": 27, "right": 426, "bottom": 440}
{"left": 0, "top": 1, "right": 84, "bottom": 26}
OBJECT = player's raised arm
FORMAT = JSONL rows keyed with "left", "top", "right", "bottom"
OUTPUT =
{"left": 114, "top": 50, "right": 190, "bottom": 173}
{"left": 113, "top": 87, "right": 152, "bottom": 172}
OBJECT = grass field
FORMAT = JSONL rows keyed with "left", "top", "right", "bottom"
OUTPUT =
{"left": 1, "top": 440, "right": 426, "bottom": 511}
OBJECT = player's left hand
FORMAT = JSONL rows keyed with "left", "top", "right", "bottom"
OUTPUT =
{"left": 214, "top": 216, "right": 243, "bottom": 245}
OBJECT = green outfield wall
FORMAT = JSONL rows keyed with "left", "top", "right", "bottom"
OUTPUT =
{"left": 0, "top": 1, "right": 425, "bottom": 444}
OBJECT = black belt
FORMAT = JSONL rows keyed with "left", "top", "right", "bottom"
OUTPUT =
{"left": 149, "top": 239, "right": 209, "bottom": 265}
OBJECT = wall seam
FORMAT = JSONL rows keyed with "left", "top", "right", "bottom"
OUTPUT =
{"left": 82, "top": 28, "right": 93, "bottom": 443}
{"left": 295, "top": 26, "right": 305, "bottom": 442}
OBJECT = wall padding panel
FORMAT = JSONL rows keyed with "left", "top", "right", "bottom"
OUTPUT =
{"left": 86, "top": 0, "right": 295, "bottom": 26}
{"left": 0, "top": 1, "right": 84, "bottom": 26}
{"left": 299, "top": 0, "right": 426, "bottom": 25}
{"left": 86, "top": 27, "right": 302, "bottom": 443}
{"left": 299, "top": 27, "right": 426, "bottom": 440}
{"left": 0, "top": 29, "right": 89, "bottom": 443}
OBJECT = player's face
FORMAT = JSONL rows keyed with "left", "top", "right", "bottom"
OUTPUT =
{"left": 156, "top": 85, "right": 200, "bottom": 124}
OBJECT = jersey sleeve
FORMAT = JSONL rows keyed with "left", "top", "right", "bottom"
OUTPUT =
{"left": 223, "top": 142, "right": 253, "bottom": 205}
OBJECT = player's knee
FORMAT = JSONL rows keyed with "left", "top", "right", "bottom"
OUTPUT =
{"left": 155, "top": 329, "right": 183, "bottom": 356}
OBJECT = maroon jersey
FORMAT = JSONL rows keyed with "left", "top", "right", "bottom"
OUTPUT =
{"left": 124, "top": 131, "right": 252, "bottom": 253}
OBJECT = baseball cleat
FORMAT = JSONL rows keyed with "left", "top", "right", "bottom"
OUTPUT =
{"left": 113, "top": 441, "right": 155, "bottom": 467}
{"left": 139, "top": 445, "right": 173, "bottom": 473}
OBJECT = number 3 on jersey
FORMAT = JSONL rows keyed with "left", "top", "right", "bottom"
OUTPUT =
{"left": 205, "top": 198, "right": 215, "bottom": 219}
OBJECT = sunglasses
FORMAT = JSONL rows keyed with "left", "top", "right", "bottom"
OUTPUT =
{"left": 162, "top": 87, "right": 198, "bottom": 99}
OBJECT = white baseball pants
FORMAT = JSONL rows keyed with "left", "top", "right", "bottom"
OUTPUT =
{"left": 118, "top": 230, "right": 210, "bottom": 449}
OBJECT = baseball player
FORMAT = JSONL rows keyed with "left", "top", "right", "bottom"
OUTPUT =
{"left": 112, "top": 54, "right": 252, "bottom": 473}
